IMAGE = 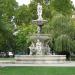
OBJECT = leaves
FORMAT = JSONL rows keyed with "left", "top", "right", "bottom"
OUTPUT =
{"left": 54, "top": 34, "right": 72, "bottom": 51}
{"left": 0, "top": 0, "right": 75, "bottom": 53}
{"left": 50, "top": 0, "right": 74, "bottom": 16}
{"left": 15, "top": 5, "right": 32, "bottom": 25}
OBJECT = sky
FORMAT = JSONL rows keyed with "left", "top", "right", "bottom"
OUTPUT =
{"left": 16, "top": 0, "right": 30, "bottom": 5}
{"left": 71, "top": 0, "right": 75, "bottom": 6}
{"left": 16, "top": 0, "right": 75, "bottom": 6}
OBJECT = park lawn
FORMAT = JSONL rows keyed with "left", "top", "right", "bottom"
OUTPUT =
{"left": 0, "top": 58, "right": 14, "bottom": 60}
{"left": 0, "top": 67, "right": 75, "bottom": 75}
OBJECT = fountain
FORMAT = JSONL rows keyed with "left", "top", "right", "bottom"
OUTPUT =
{"left": 15, "top": 3, "right": 66, "bottom": 64}
{"left": 29, "top": 3, "right": 50, "bottom": 55}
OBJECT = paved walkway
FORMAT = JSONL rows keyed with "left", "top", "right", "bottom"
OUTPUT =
{"left": 0, "top": 61, "right": 75, "bottom": 67}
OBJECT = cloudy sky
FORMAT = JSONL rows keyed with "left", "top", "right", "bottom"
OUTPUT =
{"left": 16, "top": 0, "right": 30, "bottom": 5}
{"left": 71, "top": 0, "right": 75, "bottom": 6}
{"left": 16, "top": 0, "right": 75, "bottom": 6}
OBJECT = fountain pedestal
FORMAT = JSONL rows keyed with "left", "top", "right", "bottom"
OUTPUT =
{"left": 29, "top": 34, "right": 50, "bottom": 55}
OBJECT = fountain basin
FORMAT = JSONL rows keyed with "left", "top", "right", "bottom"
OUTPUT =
{"left": 30, "top": 34, "right": 51, "bottom": 41}
{"left": 15, "top": 55, "right": 66, "bottom": 64}
{"left": 32, "top": 19, "right": 47, "bottom": 26}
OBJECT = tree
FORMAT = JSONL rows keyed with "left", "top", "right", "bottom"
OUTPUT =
{"left": 33, "top": 0, "right": 44, "bottom": 4}
{"left": 15, "top": 24, "right": 36, "bottom": 54}
{"left": 50, "top": 0, "right": 74, "bottom": 16}
{"left": 50, "top": 14, "right": 74, "bottom": 38}
{"left": 33, "top": 0, "right": 51, "bottom": 4}
{"left": 48, "top": 13, "right": 75, "bottom": 52}
{"left": 29, "top": 1, "right": 37, "bottom": 20}
{"left": 0, "top": 0, "right": 18, "bottom": 22}
{"left": 54, "top": 34, "right": 72, "bottom": 52}
{"left": 0, "top": 0, "right": 18, "bottom": 52}
{"left": 15, "top": 5, "right": 32, "bottom": 25}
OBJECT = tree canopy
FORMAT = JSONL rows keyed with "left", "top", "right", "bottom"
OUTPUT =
{"left": 50, "top": 0, "right": 74, "bottom": 16}
{"left": 0, "top": 0, "right": 75, "bottom": 54}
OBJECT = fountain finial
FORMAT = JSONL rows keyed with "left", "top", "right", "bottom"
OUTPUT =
{"left": 37, "top": 3, "right": 43, "bottom": 20}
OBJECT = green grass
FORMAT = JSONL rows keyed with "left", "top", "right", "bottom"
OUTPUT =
{"left": 0, "top": 58, "right": 14, "bottom": 60}
{"left": 0, "top": 67, "right": 75, "bottom": 75}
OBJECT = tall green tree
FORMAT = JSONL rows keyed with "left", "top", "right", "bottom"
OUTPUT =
{"left": 29, "top": 1, "right": 37, "bottom": 20}
{"left": 50, "top": 0, "right": 74, "bottom": 16}
{"left": 54, "top": 34, "right": 72, "bottom": 52}
{"left": 0, "top": 0, "right": 18, "bottom": 52}
{"left": 15, "top": 24, "right": 36, "bottom": 53}
{"left": 0, "top": 0, "right": 18, "bottom": 22}
{"left": 49, "top": 14, "right": 75, "bottom": 52}
{"left": 15, "top": 5, "right": 32, "bottom": 25}
{"left": 50, "top": 14, "right": 74, "bottom": 38}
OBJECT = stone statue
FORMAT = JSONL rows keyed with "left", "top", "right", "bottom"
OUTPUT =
{"left": 36, "top": 39, "right": 43, "bottom": 55}
{"left": 37, "top": 3, "right": 43, "bottom": 20}
{"left": 37, "top": 26, "right": 40, "bottom": 33}
{"left": 29, "top": 42, "right": 36, "bottom": 55}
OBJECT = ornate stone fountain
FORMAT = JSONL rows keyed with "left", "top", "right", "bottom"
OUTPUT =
{"left": 29, "top": 3, "right": 50, "bottom": 55}
{"left": 15, "top": 3, "right": 66, "bottom": 64}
